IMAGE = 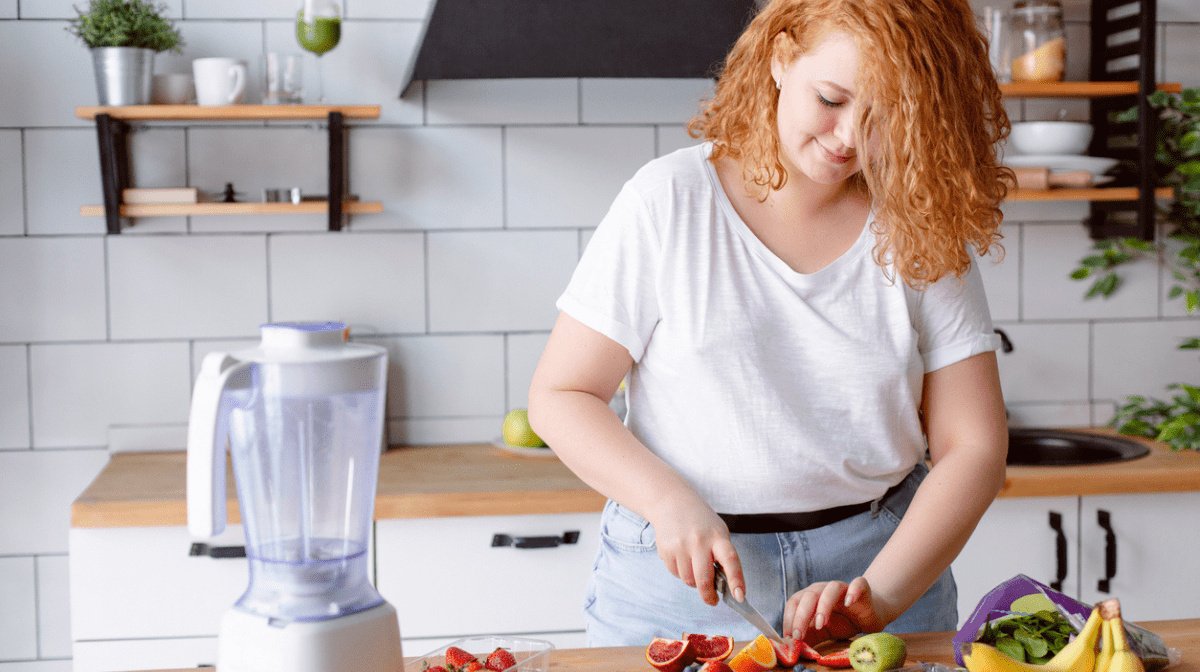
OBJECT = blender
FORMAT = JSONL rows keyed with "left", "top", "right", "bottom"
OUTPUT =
{"left": 187, "top": 322, "right": 402, "bottom": 672}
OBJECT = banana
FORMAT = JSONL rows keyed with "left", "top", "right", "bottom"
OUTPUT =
{"left": 963, "top": 606, "right": 1103, "bottom": 672}
{"left": 1100, "top": 599, "right": 1145, "bottom": 672}
{"left": 1095, "top": 618, "right": 1115, "bottom": 672}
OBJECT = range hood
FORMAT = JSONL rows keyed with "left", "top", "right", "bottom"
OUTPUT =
{"left": 403, "top": 0, "right": 758, "bottom": 90}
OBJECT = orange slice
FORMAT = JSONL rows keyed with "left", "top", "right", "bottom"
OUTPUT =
{"left": 728, "top": 635, "right": 777, "bottom": 672}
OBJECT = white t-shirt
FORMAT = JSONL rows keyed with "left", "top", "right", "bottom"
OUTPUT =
{"left": 557, "top": 142, "right": 1001, "bottom": 514}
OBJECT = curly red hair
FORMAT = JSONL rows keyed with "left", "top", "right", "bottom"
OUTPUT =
{"left": 689, "top": 0, "right": 1012, "bottom": 287}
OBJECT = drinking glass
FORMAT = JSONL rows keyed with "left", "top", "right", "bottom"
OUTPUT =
{"left": 296, "top": 0, "right": 340, "bottom": 103}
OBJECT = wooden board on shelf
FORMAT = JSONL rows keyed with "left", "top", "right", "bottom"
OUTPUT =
{"left": 1006, "top": 186, "right": 1174, "bottom": 202}
{"left": 75, "top": 104, "right": 381, "bottom": 121}
{"left": 1000, "top": 81, "right": 1182, "bottom": 97}
{"left": 80, "top": 201, "right": 384, "bottom": 217}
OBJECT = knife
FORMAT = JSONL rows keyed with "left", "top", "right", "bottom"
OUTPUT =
{"left": 714, "top": 564, "right": 785, "bottom": 645}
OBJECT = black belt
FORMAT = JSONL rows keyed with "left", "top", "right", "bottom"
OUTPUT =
{"left": 717, "top": 479, "right": 907, "bottom": 534}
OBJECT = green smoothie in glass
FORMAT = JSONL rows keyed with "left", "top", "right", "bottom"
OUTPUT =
{"left": 296, "top": 13, "right": 340, "bottom": 55}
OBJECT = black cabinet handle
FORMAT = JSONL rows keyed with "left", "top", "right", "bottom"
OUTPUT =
{"left": 1049, "top": 511, "right": 1067, "bottom": 592}
{"left": 190, "top": 542, "right": 246, "bottom": 559}
{"left": 1098, "top": 509, "right": 1117, "bottom": 593}
{"left": 491, "top": 530, "right": 580, "bottom": 549}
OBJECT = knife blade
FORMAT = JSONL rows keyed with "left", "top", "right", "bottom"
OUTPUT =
{"left": 714, "top": 565, "right": 784, "bottom": 645}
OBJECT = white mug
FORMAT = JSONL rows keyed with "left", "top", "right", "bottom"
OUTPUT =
{"left": 193, "top": 57, "right": 248, "bottom": 106}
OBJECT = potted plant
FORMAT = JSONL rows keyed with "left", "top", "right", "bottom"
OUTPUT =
{"left": 1070, "top": 87, "right": 1200, "bottom": 450}
{"left": 67, "top": 0, "right": 183, "bottom": 106}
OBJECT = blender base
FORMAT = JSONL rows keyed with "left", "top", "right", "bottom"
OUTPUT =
{"left": 217, "top": 601, "right": 403, "bottom": 672}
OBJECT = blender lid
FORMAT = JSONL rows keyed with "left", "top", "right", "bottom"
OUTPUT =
{"left": 244, "top": 322, "right": 385, "bottom": 364}
{"left": 230, "top": 322, "right": 388, "bottom": 396}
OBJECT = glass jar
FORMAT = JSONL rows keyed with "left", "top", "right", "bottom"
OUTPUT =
{"left": 1008, "top": 0, "right": 1066, "bottom": 82}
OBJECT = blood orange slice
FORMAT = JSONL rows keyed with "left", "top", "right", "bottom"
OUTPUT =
{"left": 700, "top": 662, "right": 736, "bottom": 672}
{"left": 684, "top": 633, "right": 736, "bottom": 662}
{"left": 728, "top": 635, "right": 777, "bottom": 672}
{"left": 646, "top": 637, "right": 696, "bottom": 672}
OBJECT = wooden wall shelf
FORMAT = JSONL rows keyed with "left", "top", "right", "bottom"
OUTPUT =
{"left": 80, "top": 105, "right": 381, "bottom": 233}
{"left": 75, "top": 104, "right": 381, "bottom": 121}
{"left": 999, "top": 81, "right": 1180, "bottom": 98}
{"left": 80, "top": 201, "right": 384, "bottom": 218}
{"left": 1007, "top": 187, "right": 1174, "bottom": 202}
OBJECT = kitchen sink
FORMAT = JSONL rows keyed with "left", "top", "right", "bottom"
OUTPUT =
{"left": 1006, "top": 428, "right": 1150, "bottom": 466}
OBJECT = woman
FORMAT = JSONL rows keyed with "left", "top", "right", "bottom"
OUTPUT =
{"left": 528, "top": 0, "right": 1011, "bottom": 647}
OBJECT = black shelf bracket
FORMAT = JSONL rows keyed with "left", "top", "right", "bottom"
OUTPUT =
{"left": 328, "top": 110, "right": 345, "bottom": 232}
{"left": 1088, "top": 0, "right": 1158, "bottom": 241}
{"left": 95, "top": 113, "right": 131, "bottom": 235}
{"left": 90, "top": 109, "right": 355, "bottom": 234}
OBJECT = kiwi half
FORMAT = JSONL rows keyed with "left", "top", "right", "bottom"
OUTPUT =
{"left": 848, "top": 633, "right": 908, "bottom": 672}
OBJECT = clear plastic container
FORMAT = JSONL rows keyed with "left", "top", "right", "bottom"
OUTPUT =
{"left": 1008, "top": 0, "right": 1066, "bottom": 82}
{"left": 405, "top": 637, "right": 554, "bottom": 672}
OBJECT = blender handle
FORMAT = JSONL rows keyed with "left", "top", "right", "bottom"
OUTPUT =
{"left": 186, "top": 352, "right": 250, "bottom": 539}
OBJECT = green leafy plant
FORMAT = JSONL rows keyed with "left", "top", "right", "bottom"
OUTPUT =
{"left": 67, "top": 0, "right": 183, "bottom": 52}
{"left": 1069, "top": 88, "right": 1200, "bottom": 450}
{"left": 976, "top": 611, "right": 1075, "bottom": 664}
{"left": 1109, "top": 340, "right": 1200, "bottom": 452}
{"left": 1071, "top": 87, "right": 1200, "bottom": 312}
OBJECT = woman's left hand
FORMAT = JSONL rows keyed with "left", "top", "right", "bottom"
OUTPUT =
{"left": 782, "top": 577, "right": 886, "bottom": 644}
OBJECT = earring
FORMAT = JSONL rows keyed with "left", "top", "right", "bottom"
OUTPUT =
{"left": 774, "top": 78, "right": 781, "bottom": 90}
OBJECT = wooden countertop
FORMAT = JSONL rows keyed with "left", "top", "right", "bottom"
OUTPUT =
{"left": 71, "top": 429, "right": 1200, "bottom": 528}
{"left": 116, "top": 618, "right": 1200, "bottom": 672}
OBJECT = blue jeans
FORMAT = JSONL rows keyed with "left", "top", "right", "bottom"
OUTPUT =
{"left": 582, "top": 463, "right": 957, "bottom": 646}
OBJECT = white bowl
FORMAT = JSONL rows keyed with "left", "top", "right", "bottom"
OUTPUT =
{"left": 1008, "top": 121, "right": 1093, "bottom": 155}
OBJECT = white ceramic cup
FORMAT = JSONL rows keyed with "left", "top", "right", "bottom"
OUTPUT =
{"left": 192, "top": 57, "right": 248, "bottom": 106}
{"left": 151, "top": 73, "right": 194, "bottom": 105}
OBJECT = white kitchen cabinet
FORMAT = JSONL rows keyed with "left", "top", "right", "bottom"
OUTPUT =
{"left": 69, "top": 524, "right": 247, "bottom": 671}
{"left": 375, "top": 512, "right": 601, "bottom": 646}
{"left": 69, "top": 525, "right": 249, "bottom": 643}
{"left": 952, "top": 492, "right": 1200, "bottom": 628}
{"left": 952, "top": 496, "right": 1081, "bottom": 627}
{"left": 1078, "top": 492, "right": 1200, "bottom": 621}
{"left": 72, "top": 637, "right": 218, "bottom": 672}
{"left": 70, "top": 512, "right": 600, "bottom": 671}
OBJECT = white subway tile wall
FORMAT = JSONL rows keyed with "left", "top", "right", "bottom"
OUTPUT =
{"left": 269, "top": 231, "right": 426, "bottom": 332}
{"left": 36, "top": 556, "right": 72, "bottom": 660}
{"left": 0, "top": 131, "right": 23, "bottom": 235}
{"left": 0, "top": 346, "right": 29, "bottom": 449}
{"left": 0, "top": 557, "right": 36, "bottom": 660}
{"left": 426, "top": 78, "right": 580, "bottom": 125}
{"left": 505, "top": 126, "right": 656, "bottom": 228}
{"left": 29, "top": 342, "right": 191, "bottom": 448}
{"left": 1, "top": 1, "right": 1198, "bottom": 667}
{"left": 0, "top": 237, "right": 107, "bottom": 342}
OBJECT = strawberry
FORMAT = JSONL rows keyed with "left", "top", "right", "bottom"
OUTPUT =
{"left": 446, "top": 647, "right": 479, "bottom": 671}
{"left": 485, "top": 648, "right": 518, "bottom": 672}
{"left": 464, "top": 662, "right": 484, "bottom": 672}
{"left": 815, "top": 648, "right": 853, "bottom": 668}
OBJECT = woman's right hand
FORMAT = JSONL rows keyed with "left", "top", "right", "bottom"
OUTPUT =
{"left": 648, "top": 494, "right": 745, "bottom": 607}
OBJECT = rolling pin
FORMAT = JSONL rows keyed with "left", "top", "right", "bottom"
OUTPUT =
{"left": 1011, "top": 166, "right": 1094, "bottom": 189}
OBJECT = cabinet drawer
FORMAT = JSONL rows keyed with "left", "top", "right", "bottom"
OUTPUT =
{"left": 73, "top": 637, "right": 219, "bottom": 672}
{"left": 69, "top": 525, "right": 249, "bottom": 640}
{"left": 376, "top": 513, "right": 601, "bottom": 639}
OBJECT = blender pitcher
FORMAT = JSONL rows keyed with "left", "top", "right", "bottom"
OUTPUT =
{"left": 187, "top": 322, "right": 402, "bottom": 672}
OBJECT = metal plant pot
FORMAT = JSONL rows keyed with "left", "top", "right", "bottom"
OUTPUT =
{"left": 92, "top": 47, "right": 155, "bottom": 106}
